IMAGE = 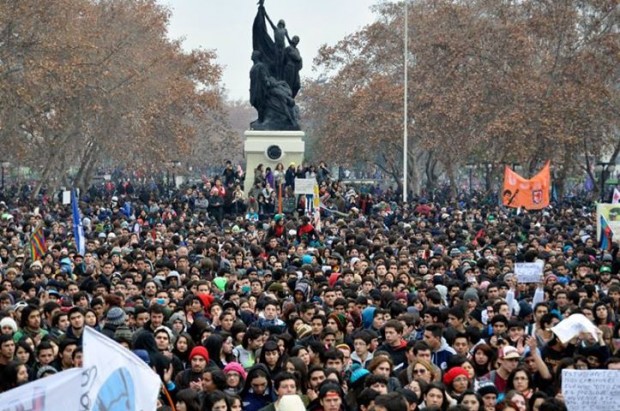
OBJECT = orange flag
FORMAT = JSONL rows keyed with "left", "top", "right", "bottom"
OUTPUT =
{"left": 502, "top": 162, "right": 550, "bottom": 210}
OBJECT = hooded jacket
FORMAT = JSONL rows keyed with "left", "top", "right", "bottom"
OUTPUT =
{"left": 241, "top": 364, "right": 276, "bottom": 411}
{"left": 431, "top": 337, "right": 456, "bottom": 371}
{"left": 361, "top": 307, "right": 376, "bottom": 329}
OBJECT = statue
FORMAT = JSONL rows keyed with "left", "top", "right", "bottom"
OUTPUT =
{"left": 283, "top": 36, "right": 302, "bottom": 98}
{"left": 250, "top": 0, "right": 302, "bottom": 131}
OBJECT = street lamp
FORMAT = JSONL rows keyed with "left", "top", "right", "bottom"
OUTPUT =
{"left": 403, "top": 0, "right": 409, "bottom": 203}
{"left": 595, "top": 161, "right": 616, "bottom": 202}
{"left": 465, "top": 163, "right": 476, "bottom": 193}
{"left": 1, "top": 162, "right": 10, "bottom": 191}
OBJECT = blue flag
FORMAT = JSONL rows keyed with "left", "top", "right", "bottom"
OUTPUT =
{"left": 72, "top": 189, "right": 86, "bottom": 255}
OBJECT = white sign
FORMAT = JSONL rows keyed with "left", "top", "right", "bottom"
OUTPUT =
{"left": 0, "top": 368, "right": 82, "bottom": 410}
{"left": 83, "top": 327, "right": 161, "bottom": 411}
{"left": 562, "top": 370, "right": 620, "bottom": 411}
{"left": 551, "top": 313, "right": 599, "bottom": 344}
{"left": 62, "top": 190, "right": 71, "bottom": 205}
{"left": 295, "top": 178, "right": 316, "bottom": 195}
{"left": 515, "top": 261, "right": 543, "bottom": 283}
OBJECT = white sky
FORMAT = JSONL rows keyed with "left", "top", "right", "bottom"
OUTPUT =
{"left": 160, "top": 0, "right": 382, "bottom": 101}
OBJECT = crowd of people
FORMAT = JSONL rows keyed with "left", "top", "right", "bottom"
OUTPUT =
{"left": 0, "top": 163, "right": 618, "bottom": 411}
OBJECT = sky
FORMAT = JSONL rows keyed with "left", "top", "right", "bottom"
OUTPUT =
{"left": 160, "top": 0, "right": 382, "bottom": 101}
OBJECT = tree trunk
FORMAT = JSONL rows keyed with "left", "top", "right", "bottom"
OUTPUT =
{"left": 425, "top": 151, "right": 437, "bottom": 195}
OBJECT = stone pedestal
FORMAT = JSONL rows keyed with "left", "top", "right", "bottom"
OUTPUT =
{"left": 244, "top": 130, "right": 305, "bottom": 194}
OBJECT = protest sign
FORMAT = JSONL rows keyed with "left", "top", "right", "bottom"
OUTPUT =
{"left": 551, "top": 313, "right": 599, "bottom": 344}
{"left": 294, "top": 178, "right": 316, "bottom": 195}
{"left": 515, "top": 261, "right": 543, "bottom": 283}
{"left": 597, "top": 203, "right": 620, "bottom": 243}
{"left": 0, "top": 368, "right": 82, "bottom": 411}
{"left": 562, "top": 369, "right": 620, "bottom": 411}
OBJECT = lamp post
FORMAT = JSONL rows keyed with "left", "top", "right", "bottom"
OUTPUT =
{"left": 465, "top": 163, "right": 475, "bottom": 193}
{"left": 402, "top": 0, "right": 409, "bottom": 203}
{"left": 596, "top": 161, "right": 616, "bottom": 202}
{"left": 1, "top": 162, "right": 10, "bottom": 191}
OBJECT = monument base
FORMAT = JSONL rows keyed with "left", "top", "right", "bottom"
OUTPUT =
{"left": 244, "top": 130, "right": 305, "bottom": 195}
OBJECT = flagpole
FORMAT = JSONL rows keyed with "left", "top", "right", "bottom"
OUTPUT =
{"left": 278, "top": 184, "right": 282, "bottom": 214}
{"left": 403, "top": 0, "right": 408, "bottom": 203}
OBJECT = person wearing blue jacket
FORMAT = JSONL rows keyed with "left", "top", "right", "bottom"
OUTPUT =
{"left": 423, "top": 323, "right": 456, "bottom": 371}
{"left": 241, "top": 364, "right": 275, "bottom": 411}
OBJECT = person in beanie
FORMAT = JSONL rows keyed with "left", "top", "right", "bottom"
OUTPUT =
{"left": 101, "top": 307, "right": 126, "bottom": 339}
{"left": 175, "top": 346, "right": 210, "bottom": 391}
{"left": 478, "top": 382, "right": 499, "bottom": 411}
{"left": 223, "top": 361, "right": 247, "bottom": 394}
{"left": 0, "top": 317, "right": 18, "bottom": 336}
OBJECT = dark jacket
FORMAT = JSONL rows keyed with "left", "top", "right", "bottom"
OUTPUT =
{"left": 377, "top": 339, "right": 408, "bottom": 371}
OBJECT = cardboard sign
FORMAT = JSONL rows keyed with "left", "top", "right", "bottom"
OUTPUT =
{"left": 515, "top": 261, "right": 543, "bottom": 283}
{"left": 562, "top": 369, "right": 620, "bottom": 411}
{"left": 295, "top": 178, "right": 316, "bottom": 195}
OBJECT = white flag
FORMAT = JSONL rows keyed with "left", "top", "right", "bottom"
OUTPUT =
{"left": 83, "top": 327, "right": 161, "bottom": 411}
{"left": 612, "top": 188, "right": 620, "bottom": 204}
{"left": 0, "top": 368, "right": 82, "bottom": 410}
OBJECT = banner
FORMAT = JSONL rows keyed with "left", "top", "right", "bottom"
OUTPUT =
{"left": 613, "top": 188, "right": 620, "bottom": 204}
{"left": 0, "top": 368, "right": 82, "bottom": 410}
{"left": 83, "top": 327, "right": 161, "bottom": 411}
{"left": 502, "top": 162, "right": 551, "bottom": 210}
{"left": 71, "top": 189, "right": 86, "bottom": 255}
{"left": 596, "top": 204, "right": 620, "bottom": 248}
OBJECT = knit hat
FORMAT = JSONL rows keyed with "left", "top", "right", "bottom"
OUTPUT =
{"left": 30, "top": 261, "right": 43, "bottom": 269}
{"left": 442, "top": 366, "right": 469, "bottom": 386}
{"left": 544, "top": 274, "right": 558, "bottom": 284}
{"left": 295, "top": 323, "right": 313, "bottom": 340}
{"left": 350, "top": 365, "right": 370, "bottom": 385}
{"left": 113, "top": 325, "right": 133, "bottom": 343}
{"left": 133, "top": 349, "right": 150, "bottom": 365}
{"left": 189, "top": 346, "right": 209, "bottom": 362}
{"left": 106, "top": 307, "right": 126, "bottom": 326}
{"left": 477, "top": 381, "right": 499, "bottom": 397}
{"left": 154, "top": 325, "right": 175, "bottom": 344}
{"left": 224, "top": 362, "right": 247, "bottom": 380}
{"left": 302, "top": 255, "right": 313, "bottom": 265}
{"left": 36, "top": 365, "right": 58, "bottom": 379}
{"left": 268, "top": 282, "right": 284, "bottom": 293}
{"left": 277, "top": 395, "right": 305, "bottom": 411}
{"left": 463, "top": 288, "right": 479, "bottom": 303}
{"left": 0, "top": 317, "right": 18, "bottom": 333}
{"left": 469, "top": 308, "right": 483, "bottom": 324}
{"left": 328, "top": 313, "right": 346, "bottom": 331}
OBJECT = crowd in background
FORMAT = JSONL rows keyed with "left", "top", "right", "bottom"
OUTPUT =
{"left": 0, "top": 163, "right": 618, "bottom": 411}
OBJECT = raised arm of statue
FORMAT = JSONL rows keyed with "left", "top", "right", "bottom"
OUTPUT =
{"left": 263, "top": 9, "right": 277, "bottom": 32}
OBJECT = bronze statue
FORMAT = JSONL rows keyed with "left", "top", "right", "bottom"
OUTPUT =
{"left": 250, "top": 0, "right": 302, "bottom": 130}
